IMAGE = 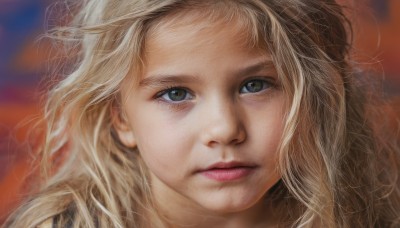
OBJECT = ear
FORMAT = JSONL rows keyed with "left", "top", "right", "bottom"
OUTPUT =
{"left": 111, "top": 106, "right": 137, "bottom": 148}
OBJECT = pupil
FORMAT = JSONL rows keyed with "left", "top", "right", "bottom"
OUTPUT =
{"left": 169, "top": 89, "right": 186, "bottom": 101}
{"left": 246, "top": 81, "right": 262, "bottom": 92}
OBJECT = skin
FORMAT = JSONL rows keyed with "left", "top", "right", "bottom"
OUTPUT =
{"left": 116, "top": 16, "right": 286, "bottom": 227}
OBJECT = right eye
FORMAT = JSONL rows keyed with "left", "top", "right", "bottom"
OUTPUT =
{"left": 157, "top": 88, "right": 194, "bottom": 102}
{"left": 240, "top": 79, "right": 272, "bottom": 94}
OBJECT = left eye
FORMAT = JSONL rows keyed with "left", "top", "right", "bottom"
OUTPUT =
{"left": 158, "top": 88, "right": 194, "bottom": 102}
{"left": 240, "top": 79, "right": 270, "bottom": 93}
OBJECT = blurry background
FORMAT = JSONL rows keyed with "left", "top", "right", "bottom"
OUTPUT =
{"left": 0, "top": 0, "right": 399, "bottom": 223}
{"left": 0, "top": 0, "right": 52, "bottom": 222}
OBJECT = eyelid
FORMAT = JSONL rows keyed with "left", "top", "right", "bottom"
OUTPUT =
{"left": 241, "top": 76, "right": 276, "bottom": 84}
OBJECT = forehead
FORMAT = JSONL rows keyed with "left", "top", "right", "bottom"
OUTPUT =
{"left": 145, "top": 6, "right": 264, "bottom": 54}
{"left": 141, "top": 13, "right": 269, "bottom": 76}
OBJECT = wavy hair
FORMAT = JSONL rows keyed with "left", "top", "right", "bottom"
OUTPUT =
{"left": 5, "top": 0, "right": 400, "bottom": 227}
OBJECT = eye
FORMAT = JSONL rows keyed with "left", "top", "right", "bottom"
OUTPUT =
{"left": 158, "top": 88, "right": 194, "bottom": 102}
{"left": 240, "top": 79, "right": 271, "bottom": 93}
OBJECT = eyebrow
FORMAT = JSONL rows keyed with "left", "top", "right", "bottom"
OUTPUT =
{"left": 139, "top": 74, "right": 201, "bottom": 87}
{"left": 232, "top": 60, "right": 275, "bottom": 78}
{"left": 138, "top": 60, "right": 276, "bottom": 87}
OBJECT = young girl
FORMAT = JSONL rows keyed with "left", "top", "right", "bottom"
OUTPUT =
{"left": 5, "top": 0, "right": 400, "bottom": 227}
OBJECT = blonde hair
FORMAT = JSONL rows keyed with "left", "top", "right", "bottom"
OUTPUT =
{"left": 5, "top": 0, "right": 400, "bottom": 227}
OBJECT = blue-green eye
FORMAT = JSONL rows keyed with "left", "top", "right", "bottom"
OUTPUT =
{"left": 240, "top": 79, "right": 270, "bottom": 93}
{"left": 159, "top": 88, "right": 193, "bottom": 102}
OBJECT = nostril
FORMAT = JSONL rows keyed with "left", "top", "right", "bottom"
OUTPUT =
{"left": 231, "top": 130, "right": 246, "bottom": 145}
{"left": 207, "top": 140, "right": 219, "bottom": 148}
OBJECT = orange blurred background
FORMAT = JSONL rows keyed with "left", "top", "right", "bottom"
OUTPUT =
{"left": 0, "top": 0, "right": 399, "bottom": 224}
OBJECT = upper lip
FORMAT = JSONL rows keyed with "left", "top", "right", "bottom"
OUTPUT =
{"left": 201, "top": 161, "right": 257, "bottom": 171}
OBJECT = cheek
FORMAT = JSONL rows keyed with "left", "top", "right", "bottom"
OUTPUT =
{"left": 251, "top": 100, "right": 285, "bottom": 162}
{"left": 132, "top": 113, "right": 192, "bottom": 178}
{"left": 262, "top": 120, "right": 284, "bottom": 153}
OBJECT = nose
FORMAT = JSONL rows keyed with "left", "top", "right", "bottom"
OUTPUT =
{"left": 200, "top": 99, "right": 246, "bottom": 147}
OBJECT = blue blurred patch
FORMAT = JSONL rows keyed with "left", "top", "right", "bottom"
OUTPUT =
{"left": 0, "top": 0, "right": 46, "bottom": 101}
{"left": 371, "top": 0, "right": 389, "bottom": 21}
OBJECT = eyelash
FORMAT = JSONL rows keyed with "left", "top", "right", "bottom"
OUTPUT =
{"left": 154, "top": 77, "right": 276, "bottom": 105}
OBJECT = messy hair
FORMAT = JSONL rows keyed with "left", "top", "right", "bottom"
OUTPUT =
{"left": 6, "top": 0, "right": 400, "bottom": 227}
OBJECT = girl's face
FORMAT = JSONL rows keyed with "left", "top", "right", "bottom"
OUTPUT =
{"left": 117, "top": 17, "right": 286, "bottom": 216}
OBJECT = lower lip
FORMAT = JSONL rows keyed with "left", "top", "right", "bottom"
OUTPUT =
{"left": 200, "top": 167, "right": 255, "bottom": 182}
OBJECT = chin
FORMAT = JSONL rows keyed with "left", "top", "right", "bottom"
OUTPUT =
{"left": 198, "top": 192, "right": 263, "bottom": 215}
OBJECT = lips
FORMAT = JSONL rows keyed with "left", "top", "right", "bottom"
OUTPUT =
{"left": 198, "top": 161, "right": 257, "bottom": 182}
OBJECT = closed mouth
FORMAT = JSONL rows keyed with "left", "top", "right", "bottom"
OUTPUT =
{"left": 198, "top": 161, "right": 258, "bottom": 181}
